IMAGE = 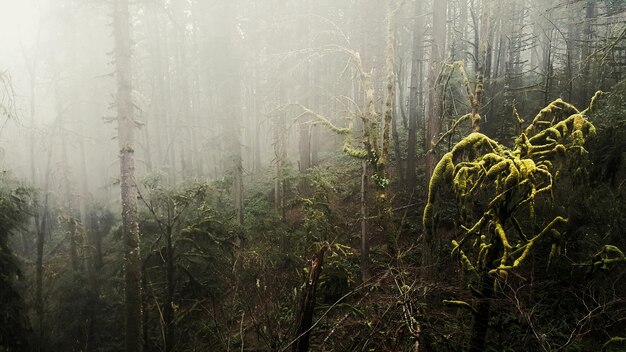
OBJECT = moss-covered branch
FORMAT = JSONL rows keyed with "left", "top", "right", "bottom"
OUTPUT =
{"left": 425, "top": 97, "right": 597, "bottom": 325}
{"left": 602, "top": 337, "right": 626, "bottom": 352}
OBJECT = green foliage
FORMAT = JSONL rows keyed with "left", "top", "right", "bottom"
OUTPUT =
{"left": 0, "top": 172, "right": 35, "bottom": 351}
{"left": 422, "top": 97, "right": 604, "bottom": 350}
{"left": 425, "top": 97, "right": 596, "bottom": 280}
{"left": 602, "top": 336, "right": 626, "bottom": 352}
{"left": 588, "top": 79, "right": 626, "bottom": 186}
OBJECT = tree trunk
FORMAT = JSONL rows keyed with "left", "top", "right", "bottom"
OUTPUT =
{"left": 57, "top": 90, "right": 80, "bottom": 273}
{"left": 221, "top": 2, "right": 244, "bottom": 226}
{"left": 360, "top": 161, "right": 370, "bottom": 281}
{"left": 382, "top": 0, "right": 398, "bottom": 256}
{"left": 113, "top": 0, "right": 143, "bottom": 350}
{"left": 35, "top": 198, "right": 48, "bottom": 351}
{"left": 292, "top": 246, "right": 327, "bottom": 352}
{"left": 467, "top": 238, "right": 501, "bottom": 352}
{"left": 458, "top": 0, "right": 468, "bottom": 64}
{"left": 164, "top": 225, "right": 175, "bottom": 352}
{"left": 424, "top": 0, "right": 447, "bottom": 185}
{"left": 299, "top": 0, "right": 313, "bottom": 176}
{"left": 468, "top": 271, "right": 495, "bottom": 352}
{"left": 581, "top": 0, "right": 595, "bottom": 103}
{"left": 423, "top": 0, "right": 447, "bottom": 281}
{"left": 407, "top": 0, "right": 425, "bottom": 190}
{"left": 275, "top": 83, "right": 287, "bottom": 220}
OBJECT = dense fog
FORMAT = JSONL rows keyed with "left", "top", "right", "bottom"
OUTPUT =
{"left": 1, "top": 0, "right": 625, "bottom": 351}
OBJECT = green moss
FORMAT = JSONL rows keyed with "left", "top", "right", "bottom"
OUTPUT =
{"left": 443, "top": 300, "right": 478, "bottom": 315}
{"left": 602, "top": 336, "right": 626, "bottom": 352}
{"left": 343, "top": 141, "right": 368, "bottom": 159}
{"left": 592, "top": 244, "right": 626, "bottom": 270}
{"left": 425, "top": 96, "right": 596, "bottom": 289}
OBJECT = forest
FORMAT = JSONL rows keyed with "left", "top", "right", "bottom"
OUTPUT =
{"left": 1, "top": 0, "right": 625, "bottom": 351}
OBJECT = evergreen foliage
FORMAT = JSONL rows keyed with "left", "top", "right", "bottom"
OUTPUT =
{"left": 0, "top": 173, "right": 34, "bottom": 351}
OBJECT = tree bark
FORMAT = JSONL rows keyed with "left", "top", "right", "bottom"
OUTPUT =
{"left": 164, "top": 225, "right": 174, "bottom": 352}
{"left": 292, "top": 246, "right": 327, "bottom": 352}
{"left": 275, "top": 83, "right": 287, "bottom": 220}
{"left": 113, "top": 0, "right": 143, "bottom": 350}
{"left": 360, "top": 160, "right": 370, "bottom": 281}
{"left": 581, "top": 0, "right": 595, "bottom": 103}
{"left": 468, "top": 238, "right": 501, "bottom": 352}
{"left": 35, "top": 147, "right": 53, "bottom": 351}
{"left": 57, "top": 89, "right": 80, "bottom": 273}
{"left": 423, "top": 0, "right": 447, "bottom": 281}
{"left": 407, "top": 0, "right": 425, "bottom": 190}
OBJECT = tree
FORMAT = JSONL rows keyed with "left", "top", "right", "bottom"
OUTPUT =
{"left": 113, "top": 0, "right": 143, "bottom": 350}
{"left": 424, "top": 95, "right": 598, "bottom": 351}
{"left": 217, "top": 0, "right": 245, "bottom": 225}
{"left": 406, "top": 0, "right": 425, "bottom": 190}
{"left": 137, "top": 177, "right": 208, "bottom": 352}
{"left": 0, "top": 71, "right": 17, "bottom": 120}
{"left": 422, "top": 0, "right": 448, "bottom": 282}
{"left": 0, "top": 173, "right": 35, "bottom": 351}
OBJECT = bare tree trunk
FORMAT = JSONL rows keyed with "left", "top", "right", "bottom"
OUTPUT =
{"left": 468, "top": 237, "right": 502, "bottom": 352}
{"left": 292, "top": 246, "right": 327, "bottom": 352}
{"left": 458, "top": 0, "right": 468, "bottom": 64}
{"left": 407, "top": 0, "right": 425, "bottom": 190}
{"left": 360, "top": 160, "right": 370, "bottom": 281}
{"left": 164, "top": 225, "right": 174, "bottom": 352}
{"left": 424, "top": 0, "right": 447, "bottom": 186}
{"left": 423, "top": 0, "right": 447, "bottom": 281}
{"left": 35, "top": 145, "right": 53, "bottom": 352}
{"left": 382, "top": 0, "right": 398, "bottom": 256}
{"left": 581, "top": 0, "right": 595, "bottom": 103}
{"left": 543, "top": 31, "right": 554, "bottom": 105}
{"left": 35, "top": 193, "right": 49, "bottom": 351}
{"left": 275, "top": 83, "right": 287, "bottom": 220}
{"left": 24, "top": 38, "right": 46, "bottom": 351}
{"left": 57, "top": 90, "right": 80, "bottom": 272}
{"left": 299, "top": 0, "right": 313, "bottom": 176}
{"left": 211, "top": 1, "right": 245, "bottom": 226}
{"left": 113, "top": 0, "right": 143, "bottom": 350}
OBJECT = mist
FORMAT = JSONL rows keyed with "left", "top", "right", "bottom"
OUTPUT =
{"left": 1, "top": 0, "right": 625, "bottom": 351}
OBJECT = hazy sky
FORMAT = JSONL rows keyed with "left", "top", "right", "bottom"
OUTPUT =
{"left": 0, "top": 0, "right": 40, "bottom": 61}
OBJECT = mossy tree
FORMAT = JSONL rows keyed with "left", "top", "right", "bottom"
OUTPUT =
{"left": 293, "top": 0, "right": 401, "bottom": 280}
{"left": 423, "top": 95, "right": 599, "bottom": 351}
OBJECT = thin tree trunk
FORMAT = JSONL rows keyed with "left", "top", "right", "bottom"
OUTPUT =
{"left": 424, "top": 0, "right": 447, "bottom": 185}
{"left": 35, "top": 145, "right": 53, "bottom": 352}
{"left": 360, "top": 160, "right": 370, "bottom": 281}
{"left": 164, "top": 225, "right": 174, "bottom": 352}
{"left": 57, "top": 90, "right": 80, "bottom": 272}
{"left": 114, "top": 0, "right": 143, "bottom": 350}
{"left": 35, "top": 197, "right": 48, "bottom": 351}
{"left": 407, "top": 0, "right": 424, "bottom": 190}
{"left": 292, "top": 246, "right": 327, "bottom": 352}
{"left": 299, "top": 0, "right": 313, "bottom": 176}
{"left": 458, "top": 0, "right": 468, "bottom": 64}
{"left": 382, "top": 0, "right": 399, "bottom": 256}
{"left": 423, "top": 0, "right": 447, "bottom": 281}
{"left": 213, "top": 1, "right": 245, "bottom": 226}
{"left": 275, "top": 83, "right": 287, "bottom": 220}
{"left": 581, "top": 0, "right": 595, "bottom": 103}
{"left": 468, "top": 238, "right": 501, "bottom": 352}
